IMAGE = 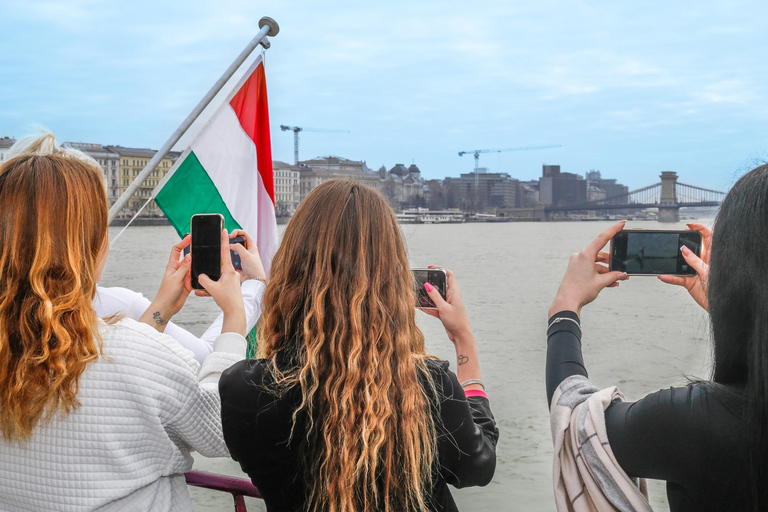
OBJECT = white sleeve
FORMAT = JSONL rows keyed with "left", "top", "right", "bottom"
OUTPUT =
{"left": 138, "top": 325, "right": 246, "bottom": 459}
{"left": 200, "top": 279, "right": 265, "bottom": 346}
{"left": 95, "top": 286, "right": 214, "bottom": 365}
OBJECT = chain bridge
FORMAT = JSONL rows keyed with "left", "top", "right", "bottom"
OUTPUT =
{"left": 544, "top": 172, "right": 726, "bottom": 222}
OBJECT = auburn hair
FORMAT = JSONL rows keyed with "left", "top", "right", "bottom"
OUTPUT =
{"left": 259, "top": 179, "right": 437, "bottom": 512}
{"left": 0, "top": 136, "right": 108, "bottom": 441}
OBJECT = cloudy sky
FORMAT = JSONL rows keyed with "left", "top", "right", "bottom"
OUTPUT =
{"left": 1, "top": 0, "right": 766, "bottom": 190}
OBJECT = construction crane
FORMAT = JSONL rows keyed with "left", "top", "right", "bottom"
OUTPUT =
{"left": 280, "top": 125, "right": 350, "bottom": 164}
{"left": 458, "top": 144, "right": 562, "bottom": 171}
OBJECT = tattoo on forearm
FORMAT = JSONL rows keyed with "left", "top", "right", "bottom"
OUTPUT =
{"left": 152, "top": 311, "right": 167, "bottom": 326}
{"left": 457, "top": 354, "right": 469, "bottom": 366}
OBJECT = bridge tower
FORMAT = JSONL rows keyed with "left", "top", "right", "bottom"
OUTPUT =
{"left": 658, "top": 171, "right": 679, "bottom": 222}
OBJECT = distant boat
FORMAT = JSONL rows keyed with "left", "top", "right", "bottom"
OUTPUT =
{"left": 396, "top": 208, "right": 464, "bottom": 224}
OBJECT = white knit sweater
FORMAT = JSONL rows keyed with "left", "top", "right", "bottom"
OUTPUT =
{"left": 0, "top": 318, "right": 246, "bottom": 512}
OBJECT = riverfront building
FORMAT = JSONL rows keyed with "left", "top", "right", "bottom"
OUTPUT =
{"left": 538, "top": 165, "right": 587, "bottom": 207}
{"left": 586, "top": 170, "right": 629, "bottom": 204}
{"left": 67, "top": 143, "right": 121, "bottom": 207}
{"left": 107, "top": 146, "right": 181, "bottom": 218}
{"left": 272, "top": 160, "right": 301, "bottom": 215}
{"left": 443, "top": 170, "right": 520, "bottom": 210}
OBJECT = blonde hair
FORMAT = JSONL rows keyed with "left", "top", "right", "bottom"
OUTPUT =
{"left": 0, "top": 131, "right": 108, "bottom": 441}
{"left": 259, "top": 179, "right": 437, "bottom": 512}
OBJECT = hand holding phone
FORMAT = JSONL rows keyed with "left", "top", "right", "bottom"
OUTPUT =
{"left": 657, "top": 223, "right": 712, "bottom": 312}
{"left": 195, "top": 228, "right": 246, "bottom": 336}
{"left": 549, "top": 221, "right": 629, "bottom": 318}
{"left": 415, "top": 267, "right": 474, "bottom": 345}
{"left": 412, "top": 268, "right": 447, "bottom": 309}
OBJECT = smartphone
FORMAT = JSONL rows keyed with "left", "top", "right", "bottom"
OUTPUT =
{"left": 190, "top": 213, "right": 224, "bottom": 290}
{"left": 184, "top": 235, "right": 245, "bottom": 270}
{"left": 411, "top": 268, "right": 448, "bottom": 309}
{"left": 610, "top": 229, "right": 703, "bottom": 276}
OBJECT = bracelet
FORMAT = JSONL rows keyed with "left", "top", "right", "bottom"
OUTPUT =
{"left": 460, "top": 379, "right": 485, "bottom": 390}
{"left": 547, "top": 316, "right": 581, "bottom": 333}
{"left": 253, "top": 277, "right": 267, "bottom": 285}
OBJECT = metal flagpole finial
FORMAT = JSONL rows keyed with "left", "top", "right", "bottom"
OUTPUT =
{"left": 259, "top": 17, "right": 280, "bottom": 37}
{"left": 258, "top": 17, "right": 279, "bottom": 49}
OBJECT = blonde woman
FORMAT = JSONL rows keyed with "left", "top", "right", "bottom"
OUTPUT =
{"left": 0, "top": 133, "right": 254, "bottom": 511}
{"left": 220, "top": 179, "right": 499, "bottom": 512}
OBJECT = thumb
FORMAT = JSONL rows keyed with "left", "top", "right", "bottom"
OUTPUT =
{"left": 425, "top": 282, "right": 447, "bottom": 308}
{"left": 173, "top": 254, "right": 191, "bottom": 279}
{"left": 230, "top": 242, "right": 248, "bottom": 258}
{"left": 198, "top": 273, "right": 214, "bottom": 291}
{"left": 599, "top": 271, "right": 627, "bottom": 288}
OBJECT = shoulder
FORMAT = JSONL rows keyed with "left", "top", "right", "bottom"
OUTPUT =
{"left": 94, "top": 286, "right": 150, "bottom": 320}
{"left": 421, "top": 358, "right": 462, "bottom": 399}
{"left": 610, "top": 382, "right": 743, "bottom": 434}
{"left": 220, "top": 358, "right": 271, "bottom": 395}
{"left": 100, "top": 318, "right": 198, "bottom": 373}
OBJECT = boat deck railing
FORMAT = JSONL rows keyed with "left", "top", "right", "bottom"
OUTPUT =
{"left": 185, "top": 470, "right": 262, "bottom": 512}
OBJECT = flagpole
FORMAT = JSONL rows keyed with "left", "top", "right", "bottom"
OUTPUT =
{"left": 108, "top": 17, "right": 280, "bottom": 224}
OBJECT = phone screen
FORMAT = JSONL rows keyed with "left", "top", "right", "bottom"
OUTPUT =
{"left": 411, "top": 269, "right": 447, "bottom": 308}
{"left": 191, "top": 214, "right": 223, "bottom": 289}
{"left": 610, "top": 230, "right": 702, "bottom": 276}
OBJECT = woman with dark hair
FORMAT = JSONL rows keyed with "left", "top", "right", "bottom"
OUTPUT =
{"left": 546, "top": 166, "right": 768, "bottom": 511}
{"left": 0, "top": 133, "right": 258, "bottom": 511}
{"left": 220, "top": 179, "right": 499, "bottom": 512}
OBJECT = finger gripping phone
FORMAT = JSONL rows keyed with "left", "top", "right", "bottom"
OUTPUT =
{"left": 609, "top": 229, "right": 703, "bottom": 276}
{"left": 184, "top": 235, "right": 245, "bottom": 270}
{"left": 411, "top": 268, "right": 447, "bottom": 309}
{"left": 190, "top": 214, "right": 224, "bottom": 290}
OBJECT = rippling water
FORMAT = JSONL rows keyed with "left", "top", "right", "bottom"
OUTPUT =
{"left": 102, "top": 217, "right": 714, "bottom": 511}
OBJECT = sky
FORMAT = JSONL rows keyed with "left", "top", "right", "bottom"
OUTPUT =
{"left": 2, "top": 0, "right": 767, "bottom": 191}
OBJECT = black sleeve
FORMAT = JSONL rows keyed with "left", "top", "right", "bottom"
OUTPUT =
{"left": 604, "top": 387, "right": 710, "bottom": 483}
{"left": 545, "top": 313, "right": 737, "bottom": 493}
{"left": 432, "top": 361, "right": 499, "bottom": 488}
{"left": 546, "top": 310, "right": 586, "bottom": 408}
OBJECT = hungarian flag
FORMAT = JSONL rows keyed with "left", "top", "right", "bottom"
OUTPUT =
{"left": 155, "top": 54, "right": 278, "bottom": 275}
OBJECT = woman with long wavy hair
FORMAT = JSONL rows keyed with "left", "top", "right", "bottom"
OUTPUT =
{"left": 0, "top": 132, "right": 258, "bottom": 511}
{"left": 546, "top": 164, "right": 768, "bottom": 511}
{"left": 220, "top": 179, "right": 499, "bottom": 512}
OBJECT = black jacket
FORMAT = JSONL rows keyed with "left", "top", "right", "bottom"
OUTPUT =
{"left": 220, "top": 357, "right": 499, "bottom": 512}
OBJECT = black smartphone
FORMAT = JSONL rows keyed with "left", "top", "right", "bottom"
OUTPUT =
{"left": 190, "top": 213, "right": 224, "bottom": 290}
{"left": 610, "top": 229, "right": 703, "bottom": 276}
{"left": 411, "top": 268, "right": 448, "bottom": 309}
{"left": 184, "top": 235, "right": 245, "bottom": 270}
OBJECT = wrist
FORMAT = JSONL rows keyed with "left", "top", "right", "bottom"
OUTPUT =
{"left": 142, "top": 301, "right": 174, "bottom": 332}
{"left": 548, "top": 297, "right": 582, "bottom": 318}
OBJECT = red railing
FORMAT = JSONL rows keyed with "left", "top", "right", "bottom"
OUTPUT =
{"left": 185, "top": 470, "right": 262, "bottom": 512}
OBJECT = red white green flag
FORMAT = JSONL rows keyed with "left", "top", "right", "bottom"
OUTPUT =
{"left": 155, "top": 54, "right": 278, "bottom": 275}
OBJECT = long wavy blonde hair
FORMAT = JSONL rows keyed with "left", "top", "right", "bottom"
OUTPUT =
{"left": 259, "top": 179, "right": 437, "bottom": 512}
{"left": 0, "top": 133, "right": 108, "bottom": 441}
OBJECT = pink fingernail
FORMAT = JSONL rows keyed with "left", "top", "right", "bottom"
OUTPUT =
{"left": 424, "top": 283, "right": 434, "bottom": 292}
{"left": 681, "top": 246, "right": 691, "bottom": 255}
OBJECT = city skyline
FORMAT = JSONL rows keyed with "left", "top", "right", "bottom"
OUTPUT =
{"left": 2, "top": 1, "right": 767, "bottom": 191}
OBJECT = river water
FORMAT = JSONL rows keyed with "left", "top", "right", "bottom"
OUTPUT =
{"left": 102, "top": 218, "right": 714, "bottom": 511}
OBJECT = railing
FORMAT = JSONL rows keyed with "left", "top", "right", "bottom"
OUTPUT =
{"left": 185, "top": 470, "right": 262, "bottom": 512}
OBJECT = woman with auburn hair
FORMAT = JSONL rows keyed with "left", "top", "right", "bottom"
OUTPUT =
{"left": 0, "top": 133, "right": 257, "bottom": 511}
{"left": 220, "top": 179, "right": 499, "bottom": 512}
